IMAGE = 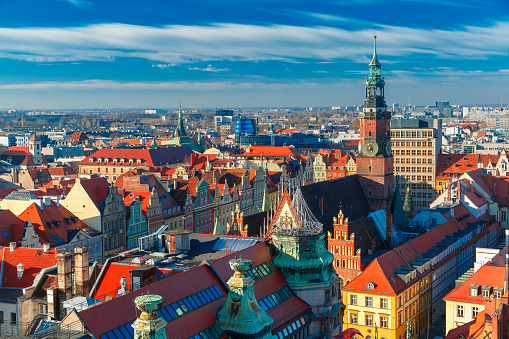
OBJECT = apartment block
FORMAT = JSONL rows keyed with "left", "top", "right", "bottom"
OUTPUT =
{"left": 390, "top": 119, "right": 442, "bottom": 211}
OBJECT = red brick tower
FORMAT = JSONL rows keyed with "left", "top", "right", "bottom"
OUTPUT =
{"left": 357, "top": 35, "right": 394, "bottom": 212}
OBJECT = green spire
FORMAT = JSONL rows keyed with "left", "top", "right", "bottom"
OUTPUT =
{"left": 261, "top": 181, "right": 269, "bottom": 212}
{"left": 370, "top": 33, "right": 381, "bottom": 67}
{"left": 213, "top": 217, "right": 224, "bottom": 235}
{"left": 174, "top": 103, "right": 187, "bottom": 137}
{"left": 150, "top": 137, "right": 158, "bottom": 149}
{"left": 403, "top": 186, "right": 414, "bottom": 222}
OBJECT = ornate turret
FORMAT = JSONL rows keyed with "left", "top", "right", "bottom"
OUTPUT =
{"left": 216, "top": 258, "right": 273, "bottom": 339}
{"left": 132, "top": 294, "right": 167, "bottom": 339}
{"left": 269, "top": 189, "right": 342, "bottom": 337}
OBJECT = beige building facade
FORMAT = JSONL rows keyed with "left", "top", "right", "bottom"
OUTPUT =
{"left": 390, "top": 119, "right": 442, "bottom": 211}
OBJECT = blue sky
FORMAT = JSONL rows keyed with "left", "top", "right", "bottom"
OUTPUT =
{"left": 0, "top": 0, "right": 507, "bottom": 109}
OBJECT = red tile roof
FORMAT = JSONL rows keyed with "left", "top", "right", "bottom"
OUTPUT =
{"left": 79, "top": 147, "right": 194, "bottom": 168}
{"left": 79, "top": 177, "right": 110, "bottom": 210}
{"left": 240, "top": 146, "right": 297, "bottom": 158}
{"left": 48, "top": 166, "right": 78, "bottom": 177}
{"left": 0, "top": 210, "right": 25, "bottom": 246}
{"left": 444, "top": 265, "right": 505, "bottom": 304}
{"left": 66, "top": 132, "right": 89, "bottom": 142}
{"left": 17, "top": 201, "right": 98, "bottom": 246}
{"left": 7, "top": 146, "right": 29, "bottom": 153}
{"left": 80, "top": 264, "right": 227, "bottom": 337}
{"left": 0, "top": 246, "right": 57, "bottom": 288}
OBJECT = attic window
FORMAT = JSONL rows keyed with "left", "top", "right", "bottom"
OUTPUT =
{"left": 89, "top": 158, "right": 94, "bottom": 163}
{"left": 137, "top": 159, "right": 142, "bottom": 164}
{"left": 366, "top": 282, "right": 375, "bottom": 289}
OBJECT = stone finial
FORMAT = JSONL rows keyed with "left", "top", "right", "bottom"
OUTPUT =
{"left": 132, "top": 294, "right": 167, "bottom": 339}
{"left": 216, "top": 259, "right": 273, "bottom": 338}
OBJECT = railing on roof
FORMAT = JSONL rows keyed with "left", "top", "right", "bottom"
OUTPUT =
{"left": 55, "top": 271, "right": 174, "bottom": 320}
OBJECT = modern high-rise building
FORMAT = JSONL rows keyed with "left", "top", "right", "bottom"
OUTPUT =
{"left": 356, "top": 35, "right": 394, "bottom": 213}
{"left": 436, "top": 101, "right": 452, "bottom": 118}
{"left": 390, "top": 118, "right": 442, "bottom": 211}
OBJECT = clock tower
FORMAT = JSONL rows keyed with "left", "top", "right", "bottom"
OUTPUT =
{"left": 357, "top": 35, "right": 394, "bottom": 212}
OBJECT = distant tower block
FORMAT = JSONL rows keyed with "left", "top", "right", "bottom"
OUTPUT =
{"left": 132, "top": 294, "right": 167, "bottom": 339}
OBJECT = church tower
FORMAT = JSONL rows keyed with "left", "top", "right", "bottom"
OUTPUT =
{"left": 357, "top": 35, "right": 394, "bottom": 212}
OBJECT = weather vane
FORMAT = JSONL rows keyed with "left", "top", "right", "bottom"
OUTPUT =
{"left": 374, "top": 25, "right": 377, "bottom": 40}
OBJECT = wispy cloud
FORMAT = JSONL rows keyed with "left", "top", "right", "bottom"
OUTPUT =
{"left": 0, "top": 79, "right": 355, "bottom": 91}
{"left": 0, "top": 21, "right": 506, "bottom": 65}
{"left": 188, "top": 64, "right": 230, "bottom": 72}
{"left": 63, "top": 0, "right": 92, "bottom": 8}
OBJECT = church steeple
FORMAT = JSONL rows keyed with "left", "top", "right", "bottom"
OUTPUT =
{"left": 174, "top": 103, "right": 187, "bottom": 137}
{"left": 364, "top": 33, "right": 386, "bottom": 110}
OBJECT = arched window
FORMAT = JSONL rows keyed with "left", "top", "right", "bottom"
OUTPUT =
{"left": 339, "top": 278, "right": 344, "bottom": 289}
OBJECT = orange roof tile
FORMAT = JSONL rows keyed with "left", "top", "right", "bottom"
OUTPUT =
{"left": 0, "top": 246, "right": 58, "bottom": 288}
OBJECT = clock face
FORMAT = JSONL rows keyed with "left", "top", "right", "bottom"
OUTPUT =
{"left": 386, "top": 140, "right": 392, "bottom": 156}
{"left": 363, "top": 140, "right": 379, "bottom": 157}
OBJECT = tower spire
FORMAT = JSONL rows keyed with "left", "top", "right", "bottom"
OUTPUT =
{"left": 174, "top": 102, "right": 187, "bottom": 138}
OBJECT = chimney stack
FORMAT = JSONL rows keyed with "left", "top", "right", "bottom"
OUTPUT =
{"left": 43, "top": 243, "right": 50, "bottom": 254}
{"left": 9, "top": 242, "right": 16, "bottom": 251}
{"left": 57, "top": 252, "right": 73, "bottom": 301}
{"left": 47, "top": 287, "right": 58, "bottom": 320}
{"left": 74, "top": 247, "right": 90, "bottom": 297}
{"left": 17, "top": 263, "right": 24, "bottom": 279}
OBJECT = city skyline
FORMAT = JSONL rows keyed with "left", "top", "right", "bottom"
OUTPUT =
{"left": 0, "top": 0, "right": 507, "bottom": 109}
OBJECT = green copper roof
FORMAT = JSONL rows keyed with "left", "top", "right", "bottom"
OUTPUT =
{"left": 369, "top": 36, "right": 381, "bottom": 67}
{"left": 174, "top": 105, "right": 187, "bottom": 138}
{"left": 213, "top": 217, "right": 224, "bottom": 235}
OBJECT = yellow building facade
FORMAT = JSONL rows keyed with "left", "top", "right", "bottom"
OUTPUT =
{"left": 342, "top": 248, "right": 432, "bottom": 339}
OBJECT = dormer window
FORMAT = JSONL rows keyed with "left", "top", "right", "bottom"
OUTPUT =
{"left": 366, "top": 282, "right": 376, "bottom": 289}
{"left": 470, "top": 284, "right": 479, "bottom": 297}
{"left": 494, "top": 287, "right": 503, "bottom": 299}
{"left": 89, "top": 158, "right": 94, "bottom": 163}
{"left": 129, "top": 159, "right": 134, "bottom": 164}
{"left": 482, "top": 285, "right": 491, "bottom": 298}
{"left": 137, "top": 159, "right": 142, "bottom": 164}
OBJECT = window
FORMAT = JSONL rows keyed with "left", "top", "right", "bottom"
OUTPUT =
{"left": 457, "top": 305, "right": 464, "bottom": 317}
{"left": 10, "top": 312, "right": 16, "bottom": 324}
{"left": 398, "top": 296, "right": 402, "bottom": 307}
{"left": 381, "top": 298, "right": 388, "bottom": 309}
{"left": 0, "top": 311, "right": 3, "bottom": 323}
{"left": 39, "top": 304, "right": 47, "bottom": 315}
{"left": 482, "top": 289, "right": 490, "bottom": 298}
{"left": 380, "top": 316, "right": 388, "bottom": 328}
{"left": 365, "top": 315, "right": 373, "bottom": 326}
{"left": 350, "top": 295, "right": 357, "bottom": 305}
{"left": 495, "top": 291, "right": 502, "bottom": 299}
{"left": 350, "top": 313, "right": 357, "bottom": 324}
{"left": 366, "top": 297, "right": 373, "bottom": 307}
{"left": 398, "top": 311, "right": 402, "bottom": 326}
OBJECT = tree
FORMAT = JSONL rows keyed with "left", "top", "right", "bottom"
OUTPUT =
{"left": 403, "top": 186, "right": 414, "bottom": 222}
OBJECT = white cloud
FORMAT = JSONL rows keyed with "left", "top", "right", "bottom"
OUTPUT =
{"left": 188, "top": 64, "right": 229, "bottom": 72}
{"left": 63, "top": 0, "right": 92, "bottom": 8}
{"left": 0, "top": 21, "right": 506, "bottom": 65}
{"left": 0, "top": 79, "right": 352, "bottom": 91}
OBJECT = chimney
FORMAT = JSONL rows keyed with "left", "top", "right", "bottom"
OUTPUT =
{"left": 504, "top": 253, "right": 509, "bottom": 295}
{"left": 74, "top": 247, "right": 90, "bottom": 297}
{"left": 57, "top": 252, "right": 73, "bottom": 301}
{"left": 117, "top": 277, "right": 130, "bottom": 297}
{"left": 43, "top": 243, "right": 50, "bottom": 254}
{"left": 446, "top": 183, "right": 451, "bottom": 202}
{"left": 9, "top": 242, "right": 16, "bottom": 251}
{"left": 17, "top": 263, "right": 24, "bottom": 279}
{"left": 47, "top": 287, "right": 58, "bottom": 320}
